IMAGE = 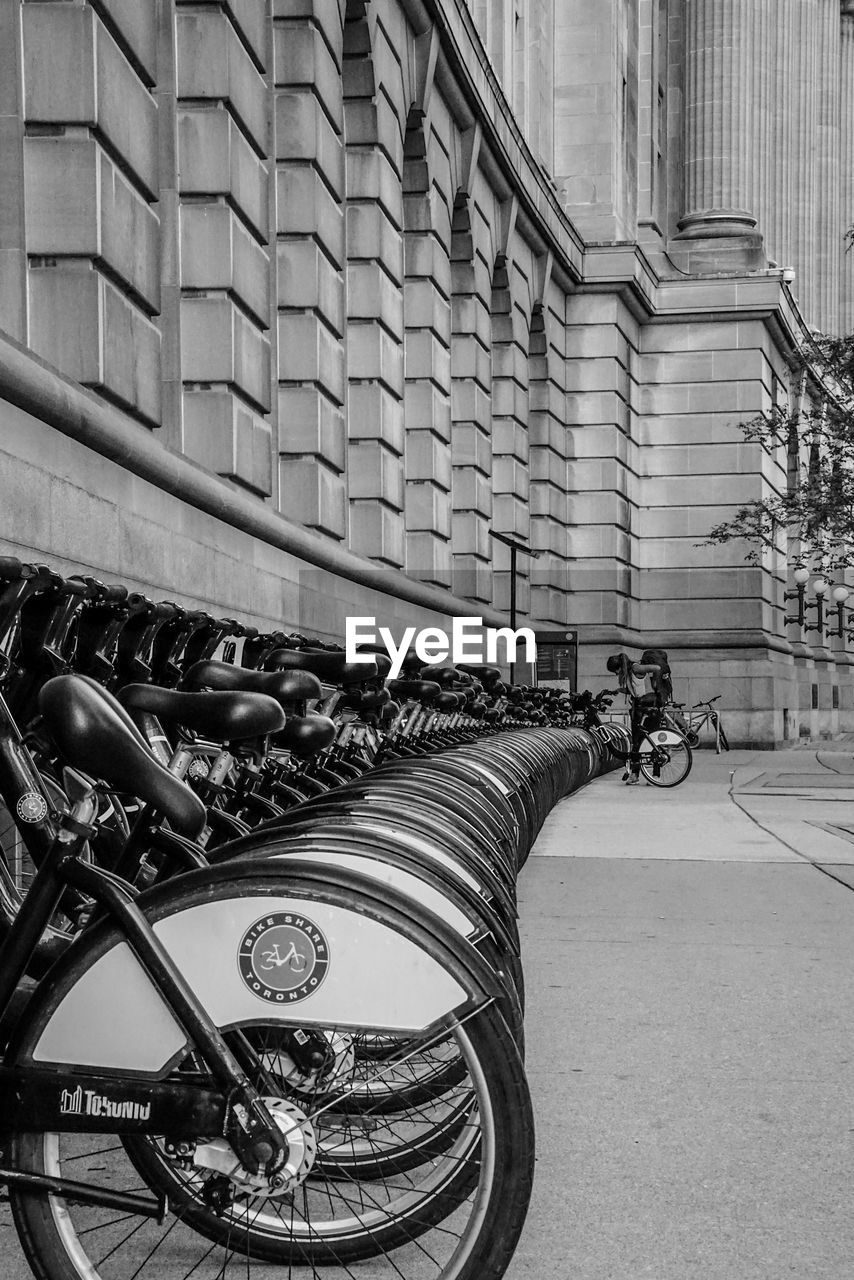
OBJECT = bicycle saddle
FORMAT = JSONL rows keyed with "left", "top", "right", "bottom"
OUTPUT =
{"left": 457, "top": 665, "right": 502, "bottom": 683}
{"left": 434, "top": 691, "right": 464, "bottom": 712}
{"left": 265, "top": 648, "right": 377, "bottom": 684}
{"left": 387, "top": 679, "right": 441, "bottom": 703}
{"left": 273, "top": 714, "right": 336, "bottom": 758}
{"left": 342, "top": 687, "right": 390, "bottom": 712}
{"left": 183, "top": 659, "right": 322, "bottom": 705}
{"left": 422, "top": 666, "right": 465, "bottom": 687}
{"left": 119, "top": 684, "right": 286, "bottom": 741}
{"left": 372, "top": 652, "right": 392, "bottom": 679}
{"left": 39, "top": 675, "right": 206, "bottom": 838}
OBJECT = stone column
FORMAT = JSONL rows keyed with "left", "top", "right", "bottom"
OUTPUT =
{"left": 841, "top": 4, "right": 854, "bottom": 334}
{"left": 790, "top": 0, "right": 820, "bottom": 323}
{"left": 814, "top": 0, "right": 841, "bottom": 334}
{"left": 671, "top": 0, "right": 765, "bottom": 270}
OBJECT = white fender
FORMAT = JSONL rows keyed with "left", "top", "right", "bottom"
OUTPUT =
{"left": 33, "top": 894, "right": 468, "bottom": 1073}
{"left": 269, "top": 851, "right": 476, "bottom": 939}
{"left": 351, "top": 824, "right": 483, "bottom": 893}
{"left": 644, "top": 729, "right": 685, "bottom": 748}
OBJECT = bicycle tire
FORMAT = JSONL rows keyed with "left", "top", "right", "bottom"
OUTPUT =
{"left": 639, "top": 739, "right": 693, "bottom": 787}
{"left": 8, "top": 864, "right": 534, "bottom": 1279}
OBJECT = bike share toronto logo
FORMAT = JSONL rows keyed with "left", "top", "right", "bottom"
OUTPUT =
{"left": 59, "top": 1085, "right": 151, "bottom": 1121}
{"left": 238, "top": 913, "right": 330, "bottom": 1004}
{"left": 16, "top": 791, "right": 48, "bottom": 823}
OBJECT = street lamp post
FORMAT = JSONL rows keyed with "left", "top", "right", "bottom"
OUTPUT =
{"left": 803, "top": 576, "right": 828, "bottom": 634}
{"left": 783, "top": 565, "right": 811, "bottom": 626}
{"left": 488, "top": 529, "right": 541, "bottom": 685}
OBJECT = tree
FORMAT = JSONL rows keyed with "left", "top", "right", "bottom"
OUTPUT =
{"left": 703, "top": 333, "right": 854, "bottom": 572}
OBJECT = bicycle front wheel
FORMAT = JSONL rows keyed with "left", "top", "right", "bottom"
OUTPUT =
{"left": 640, "top": 740, "right": 693, "bottom": 787}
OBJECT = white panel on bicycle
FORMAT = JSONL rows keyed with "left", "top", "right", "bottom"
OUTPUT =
{"left": 361, "top": 819, "right": 481, "bottom": 890}
{"left": 33, "top": 896, "right": 468, "bottom": 1072}
{"left": 365, "top": 826, "right": 481, "bottom": 892}
{"left": 33, "top": 942, "right": 187, "bottom": 1069}
{"left": 269, "top": 851, "right": 475, "bottom": 938}
{"left": 647, "top": 729, "right": 684, "bottom": 747}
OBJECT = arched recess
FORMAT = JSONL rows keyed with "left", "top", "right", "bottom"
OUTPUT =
{"left": 528, "top": 297, "right": 570, "bottom": 625}
{"left": 343, "top": 0, "right": 407, "bottom": 567}
{"left": 489, "top": 250, "right": 532, "bottom": 618}
{"left": 402, "top": 107, "right": 453, "bottom": 585}
{"left": 449, "top": 191, "right": 494, "bottom": 604}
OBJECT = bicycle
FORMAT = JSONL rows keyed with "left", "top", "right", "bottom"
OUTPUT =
{"left": 572, "top": 690, "right": 693, "bottom": 788}
{"left": 683, "top": 696, "right": 729, "bottom": 752}
{"left": 0, "top": 674, "right": 536, "bottom": 1280}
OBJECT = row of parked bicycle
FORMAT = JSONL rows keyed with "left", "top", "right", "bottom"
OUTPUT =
{"left": 0, "top": 557, "right": 630, "bottom": 1280}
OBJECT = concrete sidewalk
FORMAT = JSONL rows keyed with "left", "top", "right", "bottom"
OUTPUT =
{"left": 510, "top": 747, "right": 854, "bottom": 1280}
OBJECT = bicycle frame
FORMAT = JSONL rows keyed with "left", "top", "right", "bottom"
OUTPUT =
{"left": 0, "top": 789, "right": 291, "bottom": 1213}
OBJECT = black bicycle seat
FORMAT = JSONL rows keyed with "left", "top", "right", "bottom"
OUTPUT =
{"left": 387, "top": 679, "right": 441, "bottom": 703}
{"left": 184, "top": 659, "right": 322, "bottom": 705}
{"left": 272, "top": 715, "right": 336, "bottom": 758}
{"left": 119, "top": 684, "right": 286, "bottom": 741}
{"left": 456, "top": 665, "right": 502, "bottom": 683}
{"left": 434, "top": 691, "right": 464, "bottom": 712}
{"left": 372, "top": 652, "right": 392, "bottom": 679}
{"left": 343, "top": 687, "right": 390, "bottom": 712}
{"left": 421, "top": 666, "right": 462, "bottom": 687}
{"left": 265, "top": 648, "right": 377, "bottom": 684}
{"left": 39, "top": 676, "right": 206, "bottom": 838}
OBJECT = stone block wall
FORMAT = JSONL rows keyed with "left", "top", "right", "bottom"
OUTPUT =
{"left": 1, "top": 0, "right": 853, "bottom": 745}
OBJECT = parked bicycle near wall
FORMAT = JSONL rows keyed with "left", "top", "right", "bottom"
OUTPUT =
{"left": 0, "top": 555, "right": 632, "bottom": 1280}
{"left": 687, "top": 696, "right": 729, "bottom": 752}
{"left": 0, "top": 678, "right": 534, "bottom": 1280}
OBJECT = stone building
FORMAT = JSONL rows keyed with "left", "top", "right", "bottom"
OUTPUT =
{"left": 0, "top": 0, "right": 852, "bottom": 743}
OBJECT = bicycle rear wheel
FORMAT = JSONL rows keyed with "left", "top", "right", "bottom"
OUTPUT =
{"left": 639, "top": 740, "right": 692, "bottom": 787}
{"left": 8, "top": 864, "right": 535, "bottom": 1280}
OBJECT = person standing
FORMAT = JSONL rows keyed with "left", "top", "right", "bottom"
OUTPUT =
{"left": 606, "top": 653, "right": 664, "bottom": 785}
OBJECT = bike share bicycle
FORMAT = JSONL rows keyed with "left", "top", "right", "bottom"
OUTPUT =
{"left": 589, "top": 649, "right": 693, "bottom": 788}
{"left": 0, "top": 555, "right": 630, "bottom": 1280}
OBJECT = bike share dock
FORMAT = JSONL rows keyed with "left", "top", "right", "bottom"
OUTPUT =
{"left": 509, "top": 747, "right": 854, "bottom": 1280}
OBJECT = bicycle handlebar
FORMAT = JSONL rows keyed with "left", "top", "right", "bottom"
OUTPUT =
{"left": 692, "top": 695, "right": 721, "bottom": 708}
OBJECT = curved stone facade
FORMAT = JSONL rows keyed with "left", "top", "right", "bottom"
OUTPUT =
{"left": 0, "top": 0, "right": 852, "bottom": 744}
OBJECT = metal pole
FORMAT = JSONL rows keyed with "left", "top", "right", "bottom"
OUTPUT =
{"left": 509, "top": 544, "right": 517, "bottom": 685}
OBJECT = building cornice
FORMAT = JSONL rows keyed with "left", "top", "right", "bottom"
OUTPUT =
{"left": 400, "top": 0, "right": 586, "bottom": 286}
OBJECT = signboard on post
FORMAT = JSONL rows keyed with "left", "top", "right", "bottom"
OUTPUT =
{"left": 534, "top": 630, "right": 578, "bottom": 691}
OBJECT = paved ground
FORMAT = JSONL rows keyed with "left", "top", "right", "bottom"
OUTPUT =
{"left": 4, "top": 745, "right": 854, "bottom": 1278}
{"left": 509, "top": 746, "right": 854, "bottom": 1280}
